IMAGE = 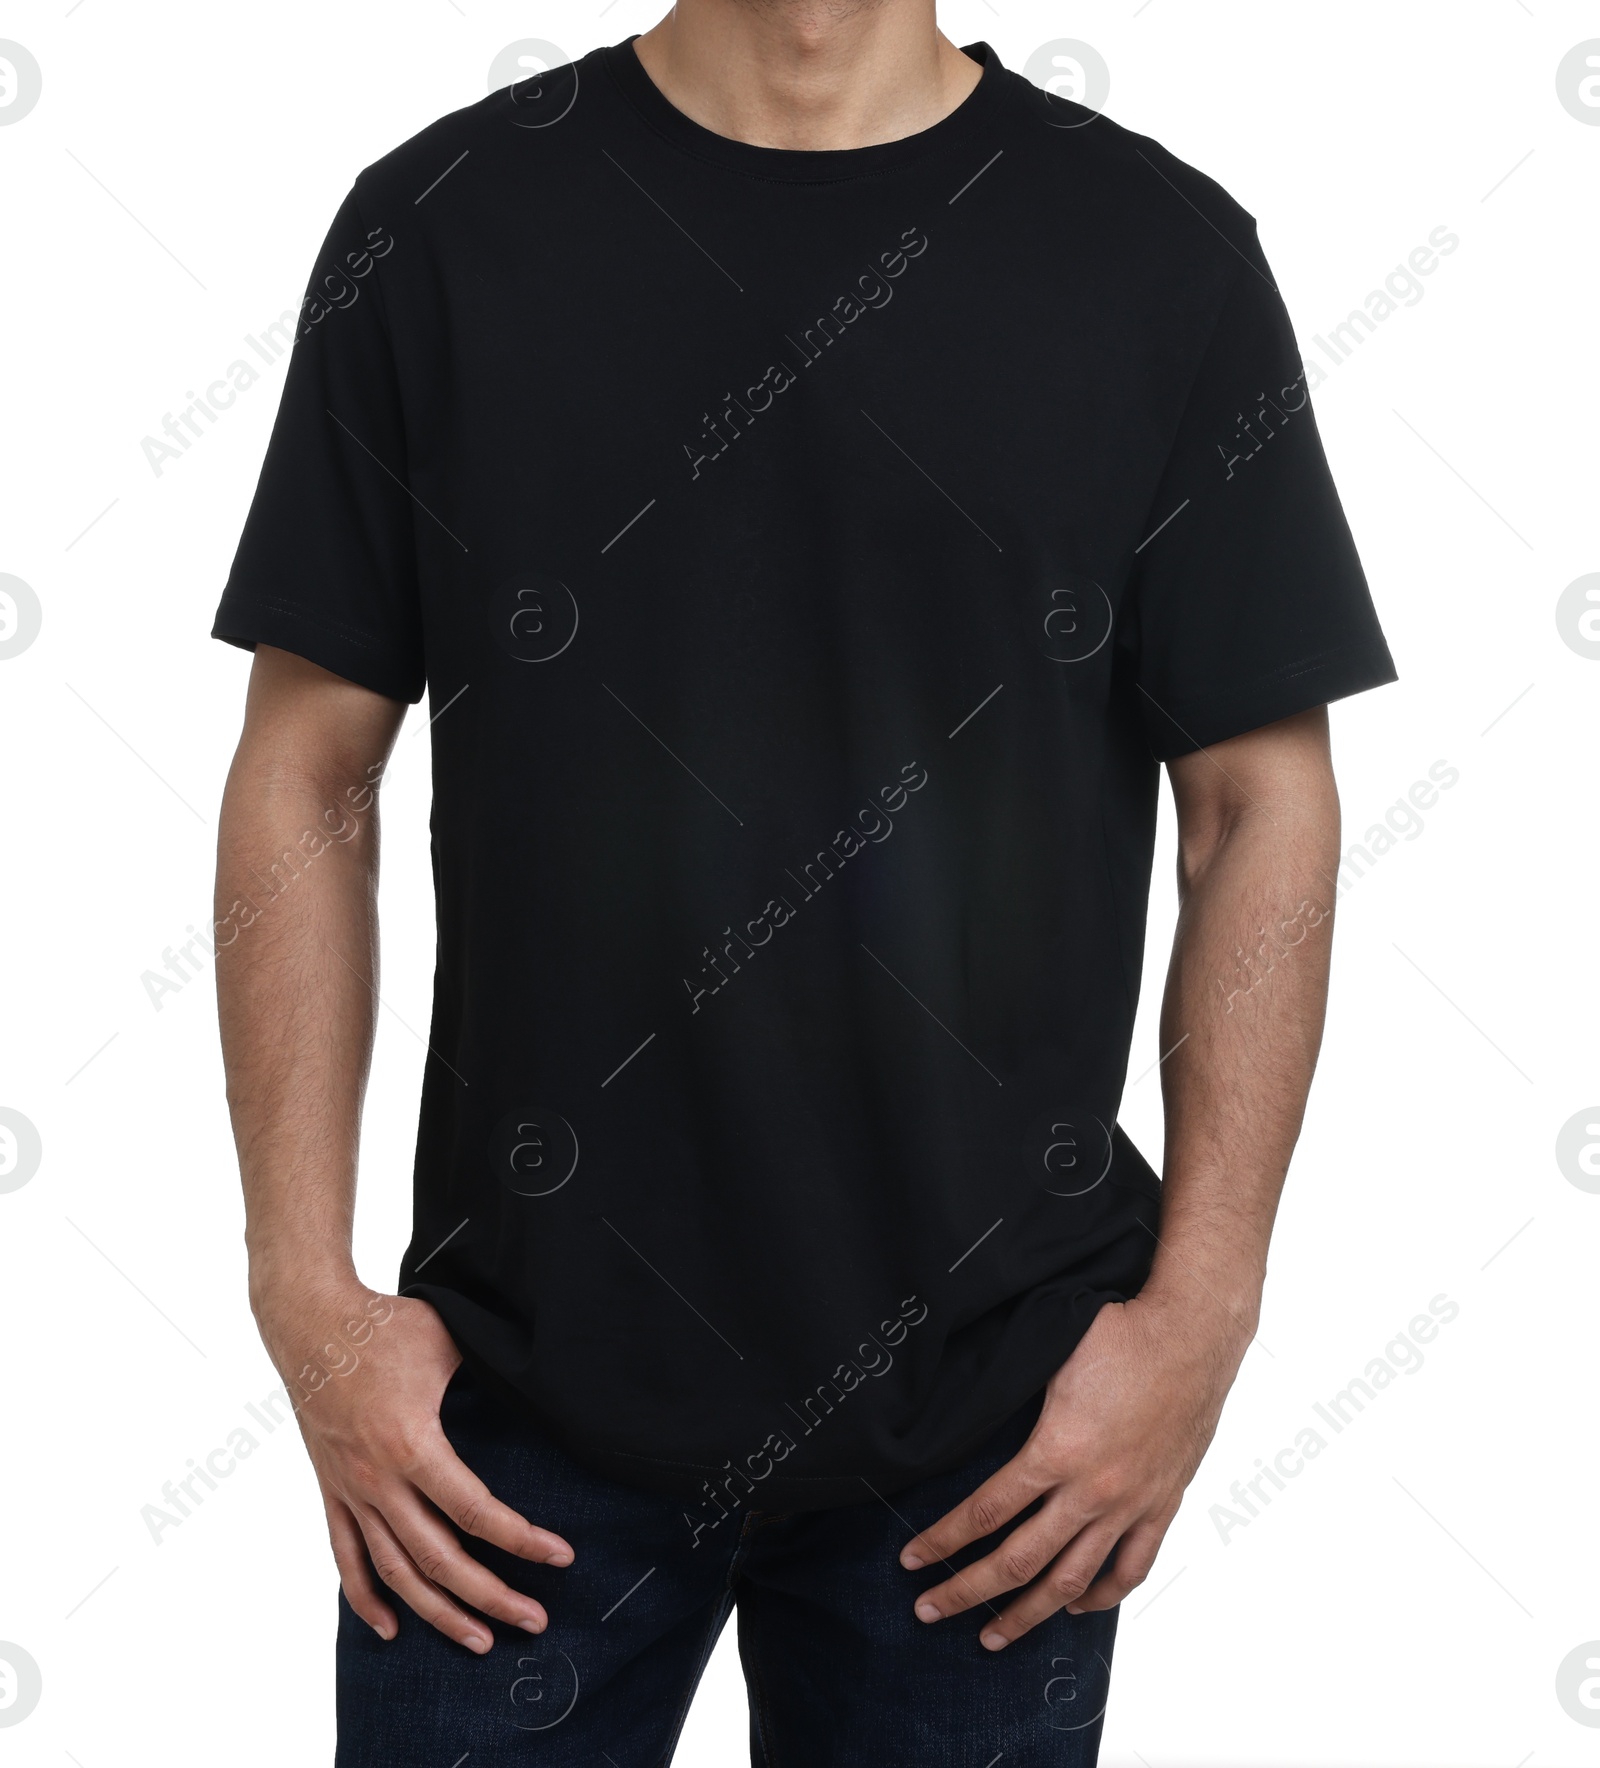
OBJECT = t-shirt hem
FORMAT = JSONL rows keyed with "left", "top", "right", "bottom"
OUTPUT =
{"left": 413, "top": 1282, "right": 1148, "bottom": 1514}
{"left": 548, "top": 1391, "right": 1050, "bottom": 1514}
{"left": 1145, "top": 638, "right": 1398, "bottom": 761}
{"left": 211, "top": 588, "right": 425, "bottom": 704}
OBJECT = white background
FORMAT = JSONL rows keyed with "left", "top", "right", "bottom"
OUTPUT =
{"left": 2, "top": 1, "right": 1596, "bottom": 1763}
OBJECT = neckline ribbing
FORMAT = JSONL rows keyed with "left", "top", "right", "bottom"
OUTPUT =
{"left": 600, "top": 36, "right": 1004, "bottom": 183}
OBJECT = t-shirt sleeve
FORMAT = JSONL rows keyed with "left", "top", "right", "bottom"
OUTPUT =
{"left": 211, "top": 188, "right": 426, "bottom": 703}
{"left": 1125, "top": 228, "right": 1396, "bottom": 760}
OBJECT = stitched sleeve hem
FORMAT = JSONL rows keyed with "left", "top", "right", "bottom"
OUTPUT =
{"left": 211, "top": 586, "right": 425, "bottom": 704}
{"left": 1144, "top": 637, "right": 1398, "bottom": 761}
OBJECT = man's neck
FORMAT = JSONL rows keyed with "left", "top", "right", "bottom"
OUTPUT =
{"left": 631, "top": 0, "right": 981, "bottom": 153}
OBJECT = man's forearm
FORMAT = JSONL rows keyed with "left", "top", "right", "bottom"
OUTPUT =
{"left": 1145, "top": 728, "right": 1342, "bottom": 1338}
{"left": 215, "top": 686, "right": 393, "bottom": 1322}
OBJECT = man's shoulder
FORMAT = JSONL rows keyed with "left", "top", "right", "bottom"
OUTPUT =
{"left": 996, "top": 66, "right": 1260, "bottom": 264}
{"left": 347, "top": 51, "right": 598, "bottom": 219}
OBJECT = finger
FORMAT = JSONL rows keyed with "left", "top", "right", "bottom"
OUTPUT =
{"left": 326, "top": 1491, "right": 398, "bottom": 1639}
{"left": 411, "top": 1441, "right": 574, "bottom": 1566}
{"left": 355, "top": 1505, "right": 497, "bottom": 1654}
{"left": 899, "top": 1455, "right": 1047, "bottom": 1571}
{"left": 1069, "top": 1515, "right": 1170, "bottom": 1614}
{"left": 382, "top": 1487, "right": 550, "bottom": 1636}
{"left": 913, "top": 1496, "right": 1082, "bottom": 1621}
{"left": 978, "top": 1527, "right": 1124, "bottom": 1652}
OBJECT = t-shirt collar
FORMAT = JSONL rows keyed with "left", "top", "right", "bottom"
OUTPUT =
{"left": 600, "top": 34, "right": 1004, "bottom": 183}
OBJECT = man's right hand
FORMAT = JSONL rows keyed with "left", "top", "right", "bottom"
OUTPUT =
{"left": 255, "top": 1283, "right": 574, "bottom": 1652}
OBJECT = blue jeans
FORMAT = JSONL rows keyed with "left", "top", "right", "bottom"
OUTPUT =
{"left": 336, "top": 1366, "right": 1118, "bottom": 1765}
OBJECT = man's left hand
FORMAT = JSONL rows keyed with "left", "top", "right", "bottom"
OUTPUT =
{"left": 899, "top": 1289, "right": 1253, "bottom": 1649}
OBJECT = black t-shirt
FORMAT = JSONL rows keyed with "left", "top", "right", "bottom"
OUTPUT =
{"left": 214, "top": 39, "right": 1395, "bottom": 1511}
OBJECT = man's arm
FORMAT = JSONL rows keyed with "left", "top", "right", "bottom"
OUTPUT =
{"left": 900, "top": 706, "right": 1341, "bottom": 1647}
{"left": 216, "top": 645, "right": 572, "bottom": 1652}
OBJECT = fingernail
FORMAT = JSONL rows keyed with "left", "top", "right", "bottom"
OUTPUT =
{"left": 901, "top": 1553, "right": 924, "bottom": 1570}
{"left": 468, "top": 1634, "right": 493, "bottom": 1655}
{"left": 372, "top": 1622, "right": 394, "bottom": 1641}
{"left": 915, "top": 1601, "right": 941, "bottom": 1623}
{"left": 980, "top": 1631, "right": 1008, "bottom": 1652}
{"left": 549, "top": 1551, "right": 573, "bottom": 1567}
{"left": 1066, "top": 1605, "right": 1084, "bottom": 1615}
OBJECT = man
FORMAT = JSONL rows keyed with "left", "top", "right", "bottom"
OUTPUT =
{"left": 213, "top": 1, "right": 1395, "bottom": 1761}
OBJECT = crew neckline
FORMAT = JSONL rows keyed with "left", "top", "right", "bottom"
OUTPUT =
{"left": 600, "top": 36, "right": 1004, "bottom": 183}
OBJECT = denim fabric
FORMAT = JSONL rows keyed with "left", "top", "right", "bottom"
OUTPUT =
{"left": 336, "top": 1366, "right": 1118, "bottom": 1765}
